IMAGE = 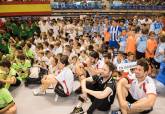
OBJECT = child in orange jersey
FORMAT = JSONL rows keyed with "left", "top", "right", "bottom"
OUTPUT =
{"left": 145, "top": 31, "right": 157, "bottom": 61}
{"left": 125, "top": 31, "right": 136, "bottom": 54}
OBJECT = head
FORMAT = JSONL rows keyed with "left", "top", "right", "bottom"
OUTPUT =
{"left": 71, "top": 56, "right": 78, "bottom": 64}
{"left": 121, "top": 29, "right": 127, "bottom": 36}
{"left": 58, "top": 55, "right": 69, "bottom": 70}
{"left": 104, "top": 18, "right": 109, "bottom": 25}
{"left": 63, "top": 45, "right": 72, "bottom": 56}
{"left": 89, "top": 51, "right": 99, "bottom": 65}
{"left": 127, "top": 52, "right": 135, "bottom": 62}
{"left": 135, "top": 59, "right": 149, "bottom": 79}
{"left": 159, "top": 33, "right": 165, "bottom": 43}
{"left": 111, "top": 70, "right": 122, "bottom": 81}
{"left": 149, "top": 31, "right": 155, "bottom": 40}
{"left": 103, "top": 53, "right": 112, "bottom": 64}
{"left": 120, "top": 19, "right": 125, "bottom": 26}
{"left": 0, "top": 60, "right": 11, "bottom": 72}
{"left": 112, "top": 19, "right": 118, "bottom": 27}
{"left": 17, "top": 54, "right": 26, "bottom": 64}
{"left": 50, "top": 57, "right": 58, "bottom": 67}
{"left": 141, "top": 29, "right": 149, "bottom": 35}
{"left": 117, "top": 52, "right": 124, "bottom": 61}
{"left": 45, "top": 50, "right": 52, "bottom": 58}
{"left": 101, "top": 62, "right": 116, "bottom": 78}
{"left": 100, "top": 62, "right": 116, "bottom": 78}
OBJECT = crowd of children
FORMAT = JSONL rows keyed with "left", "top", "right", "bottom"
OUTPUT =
{"left": 0, "top": 14, "right": 165, "bottom": 114}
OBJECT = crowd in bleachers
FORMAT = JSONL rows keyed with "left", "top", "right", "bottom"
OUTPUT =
{"left": 119, "top": 0, "right": 165, "bottom": 6}
{"left": 0, "top": 14, "right": 165, "bottom": 114}
{"left": 111, "top": 0, "right": 165, "bottom": 10}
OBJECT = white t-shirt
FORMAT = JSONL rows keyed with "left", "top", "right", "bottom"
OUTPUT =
{"left": 55, "top": 67, "right": 74, "bottom": 95}
{"left": 129, "top": 76, "right": 157, "bottom": 100}
{"left": 38, "top": 21, "right": 49, "bottom": 33}
{"left": 52, "top": 46, "right": 63, "bottom": 55}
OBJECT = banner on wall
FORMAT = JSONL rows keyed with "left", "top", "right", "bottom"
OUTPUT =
{"left": 0, "top": 2, "right": 51, "bottom": 17}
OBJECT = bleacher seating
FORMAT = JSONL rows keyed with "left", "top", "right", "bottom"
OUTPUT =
{"left": 51, "top": 1, "right": 102, "bottom": 10}
{"left": 110, "top": 0, "right": 165, "bottom": 10}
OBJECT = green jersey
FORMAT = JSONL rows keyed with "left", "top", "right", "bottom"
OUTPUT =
{"left": 0, "top": 88, "right": 14, "bottom": 109}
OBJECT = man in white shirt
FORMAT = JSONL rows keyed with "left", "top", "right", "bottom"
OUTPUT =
{"left": 117, "top": 58, "right": 157, "bottom": 114}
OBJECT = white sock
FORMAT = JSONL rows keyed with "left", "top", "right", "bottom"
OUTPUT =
{"left": 76, "top": 101, "right": 83, "bottom": 108}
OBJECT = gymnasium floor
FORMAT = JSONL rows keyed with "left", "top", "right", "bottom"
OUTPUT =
{"left": 11, "top": 83, "right": 165, "bottom": 114}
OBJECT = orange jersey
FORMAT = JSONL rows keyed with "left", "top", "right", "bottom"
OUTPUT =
{"left": 104, "top": 31, "right": 110, "bottom": 42}
{"left": 126, "top": 35, "right": 136, "bottom": 54}
{"left": 145, "top": 39, "right": 157, "bottom": 58}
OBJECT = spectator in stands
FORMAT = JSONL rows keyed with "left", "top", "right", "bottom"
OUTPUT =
{"left": 117, "top": 58, "right": 157, "bottom": 114}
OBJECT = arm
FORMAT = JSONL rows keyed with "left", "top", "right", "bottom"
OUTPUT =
{"left": 81, "top": 76, "right": 93, "bottom": 93}
{"left": 84, "top": 87, "right": 112, "bottom": 99}
{"left": 117, "top": 78, "right": 129, "bottom": 104}
{"left": 4, "top": 76, "right": 16, "bottom": 84}
{"left": 155, "top": 46, "right": 165, "bottom": 57}
{"left": 0, "top": 101, "right": 15, "bottom": 113}
{"left": 75, "top": 61, "right": 87, "bottom": 80}
{"left": 130, "top": 93, "right": 157, "bottom": 110}
{"left": 85, "top": 66, "right": 102, "bottom": 76}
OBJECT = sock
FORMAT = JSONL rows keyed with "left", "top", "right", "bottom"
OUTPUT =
{"left": 76, "top": 101, "right": 83, "bottom": 108}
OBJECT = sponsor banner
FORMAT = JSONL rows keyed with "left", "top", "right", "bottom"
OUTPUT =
{"left": 117, "top": 62, "right": 137, "bottom": 71}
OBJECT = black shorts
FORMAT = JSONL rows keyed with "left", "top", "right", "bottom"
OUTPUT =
{"left": 86, "top": 82, "right": 111, "bottom": 113}
{"left": 126, "top": 92, "right": 153, "bottom": 113}
{"left": 136, "top": 51, "right": 145, "bottom": 59}
{"left": 126, "top": 91, "right": 137, "bottom": 104}
{"left": 54, "top": 83, "right": 69, "bottom": 97}
{"left": 152, "top": 59, "right": 160, "bottom": 69}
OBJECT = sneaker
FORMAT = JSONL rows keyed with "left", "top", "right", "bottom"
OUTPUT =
{"left": 111, "top": 110, "right": 121, "bottom": 114}
{"left": 70, "top": 107, "right": 84, "bottom": 114}
{"left": 33, "top": 88, "right": 46, "bottom": 96}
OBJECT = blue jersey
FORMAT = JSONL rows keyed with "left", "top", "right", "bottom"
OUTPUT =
{"left": 108, "top": 26, "right": 122, "bottom": 41}
{"left": 154, "top": 43, "right": 165, "bottom": 63}
{"left": 118, "top": 35, "right": 127, "bottom": 53}
{"left": 136, "top": 35, "right": 148, "bottom": 53}
{"left": 150, "top": 21, "right": 163, "bottom": 35}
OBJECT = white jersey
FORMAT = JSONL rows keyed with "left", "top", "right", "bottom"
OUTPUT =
{"left": 129, "top": 76, "right": 157, "bottom": 100}
{"left": 55, "top": 67, "right": 74, "bottom": 95}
